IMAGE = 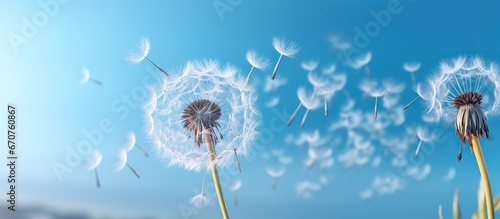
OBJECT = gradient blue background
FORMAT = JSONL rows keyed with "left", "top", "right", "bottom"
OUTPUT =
{"left": 1, "top": 0, "right": 500, "bottom": 218}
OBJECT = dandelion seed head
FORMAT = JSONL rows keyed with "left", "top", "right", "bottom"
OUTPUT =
{"left": 145, "top": 59, "right": 259, "bottom": 172}
{"left": 418, "top": 57, "right": 500, "bottom": 143}
{"left": 125, "top": 37, "right": 151, "bottom": 64}
{"left": 272, "top": 37, "right": 300, "bottom": 57}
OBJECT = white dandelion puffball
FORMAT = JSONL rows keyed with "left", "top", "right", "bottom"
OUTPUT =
{"left": 145, "top": 59, "right": 259, "bottom": 172}
{"left": 416, "top": 56, "right": 500, "bottom": 124}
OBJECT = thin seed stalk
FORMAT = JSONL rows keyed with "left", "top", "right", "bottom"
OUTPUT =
{"left": 204, "top": 131, "right": 230, "bottom": 219}
{"left": 471, "top": 136, "right": 495, "bottom": 219}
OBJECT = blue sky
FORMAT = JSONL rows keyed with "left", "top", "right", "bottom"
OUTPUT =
{"left": 1, "top": 0, "right": 500, "bottom": 219}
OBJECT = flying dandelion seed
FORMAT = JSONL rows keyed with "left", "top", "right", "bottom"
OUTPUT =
{"left": 328, "top": 34, "right": 352, "bottom": 61}
{"left": 123, "top": 132, "right": 149, "bottom": 157}
{"left": 350, "top": 51, "right": 372, "bottom": 77}
{"left": 360, "top": 80, "right": 386, "bottom": 119}
{"left": 415, "top": 56, "right": 500, "bottom": 219}
{"left": 245, "top": 49, "right": 270, "bottom": 86}
{"left": 403, "top": 61, "right": 422, "bottom": 87}
{"left": 114, "top": 148, "right": 141, "bottom": 178}
{"left": 301, "top": 60, "right": 319, "bottom": 73}
{"left": 189, "top": 169, "right": 212, "bottom": 209}
{"left": 287, "top": 86, "right": 321, "bottom": 128}
{"left": 443, "top": 167, "right": 457, "bottom": 182}
{"left": 266, "top": 166, "right": 286, "bottom": 190}
{"left": 86, "top": 150, "right": 102, "bottom": 188}
{"left": 296, "top": 181, "right": 322, "bottom": 199}
{"left": 414, "top": 126, "right": 435, "bottom": 159}
{"left": 322, "top": 64, "right": 351, "bottom": 100}
{"left": 369, "top": 89, "right": 385, "bottom": 119}
{"left": 264, "top": 77, "right": 288, "bottom": 93}
{"left": 125, "top": 37, "right": 169, "bottom": 76}
{"left": 382, "top": 79, "right": 406, "bottom": 95}
{"left": 80, "top": 67, "right": 102, "bottom": 85}
{"left": 265, "top": 96, "right": 280, "bottom": 108}
{"left": 145, "top": 59, "right": 258, "bottom": 219}
{"left": 271, "top": 37, "right": 300, "bottom": 80}
{"left": 317, "top": 73, "right": 347, "bottom": 116}
{"left": 287, "top": 72, "right": 328, "bottom": 127}
{"left": 306, "top": 146, "right": 333, "bottom": 169}
{"left": 321, "top": 64, "right": 337, "bottom": 75}
{"left": 228, "top": 179, "right": 242, "bottom": 206}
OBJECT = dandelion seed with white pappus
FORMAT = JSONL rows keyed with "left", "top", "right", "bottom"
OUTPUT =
{"left": 189, "top": 169, "right": 212, "bottom": 209}
{"left": 115, "top": 148, "right": 141, "bottom": 178}
{"left": 124, "top": 132, "right": 149, "bottom": 157}
{"left": 403, "top": 61, "right": 422, "bottom": 87}
{"left": 317, "top": 73, "right": 347, "bottom": 116}
{"left": 350, "top": 51, "right": 372, "bottom": 77}
{"left": 228, "top": 179, "right": 242, "bottom": 206}
{"left": 414, "top": 126, "right": 435, "bottom": 159}
{"left": 125, "top": 37, "right": 169, "bottom": 76}
{"left": 245, "top": 49, "right": 270, "bottom": 86}
{"left": 266, "top": 166, "right": 286, "bottom": 190}
{"left": 301, "top": 60, "right": 319, "bottom": 73}
{"left": 86, "top": 150, "right": 102, "bottom": 188}
{"left": 287, "top": 86, "right": 321, "bottom": 128}
{"left": 360, "top": 80, "right": 386, "bottom": 119}
{"left": 145, "top": 59, "right": 259, "bottom": 219}
{"left": 264, "top": 77, "right": 287, "bottom": 93}
{"left": 271, "top": 37, "right": 300, "bottom": 80}
{"left": 80, "top": 67, "right": 102, "bottom": 85}
{"left": 415, "top": 56, "right": 500, "bottom": 219}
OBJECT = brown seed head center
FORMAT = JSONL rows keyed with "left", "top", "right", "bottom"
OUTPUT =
{"left": 181, "top": 99, "right": 221, "bottom": 146}
{"left": 453, "top": 91, "right": 482, "bottom": 109}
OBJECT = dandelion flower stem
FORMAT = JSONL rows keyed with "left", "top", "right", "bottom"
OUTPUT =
{"left": 204, "top": 131, "right": 230, "bottom": 219}
{"left": 373, "top": 96, "right": 378, "bottom": 119}
{"left": 471, "top": 136, "right": 495, "bottom": 219}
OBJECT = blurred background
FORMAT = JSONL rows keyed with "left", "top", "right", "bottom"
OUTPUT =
{"left": 1, "top": 0, "right": 500, "bottom": 218}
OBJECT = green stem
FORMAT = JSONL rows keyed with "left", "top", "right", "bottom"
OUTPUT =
{"left": 204, "top": 132, "right": 230, "bottom": 219}
{"left": 471, "top": 136, "right": 495, "bottom": 219}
